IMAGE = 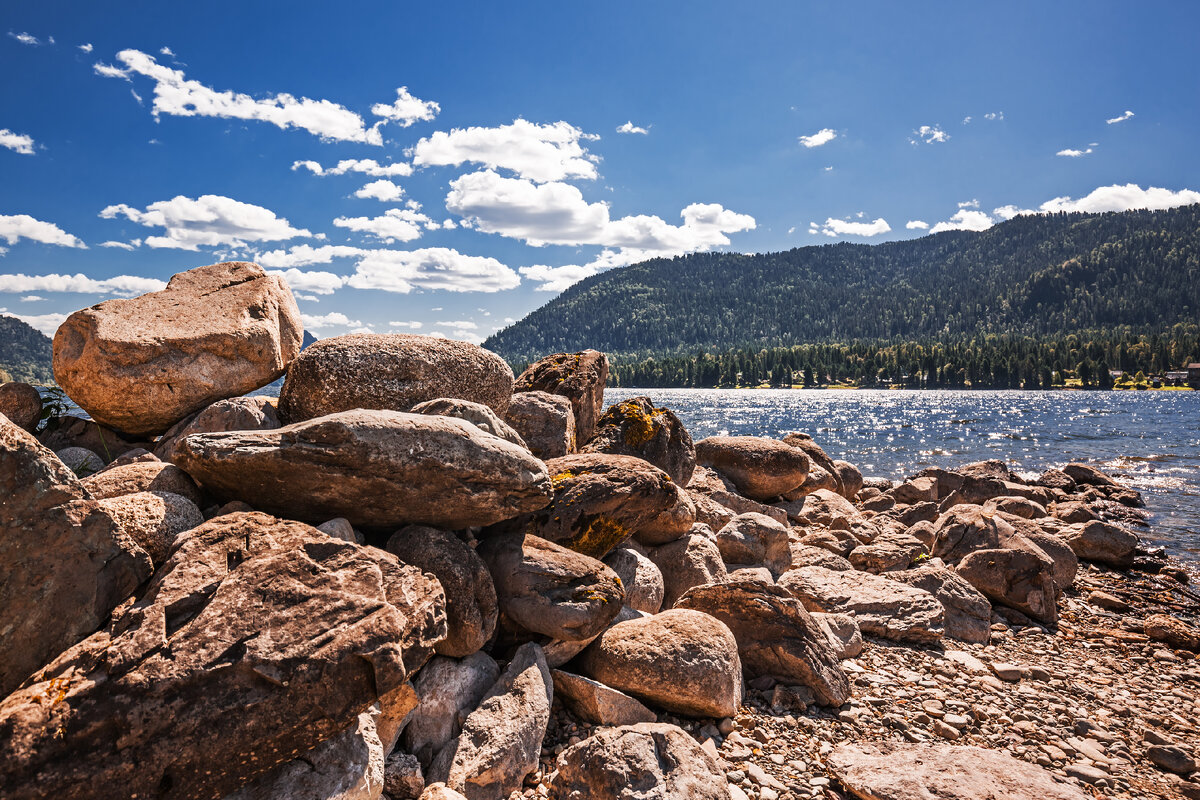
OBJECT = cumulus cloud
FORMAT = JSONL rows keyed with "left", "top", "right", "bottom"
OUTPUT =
{"left": 333, "top": 208, "right": 433, "bottom": 243}
{"left": 0, "top": 272, "right": 166, "bottom": 296}
{"left": 0, "top": 129, "right": 35, "bottom": 155}
{"left": 94, "top": 49, "right": 383, "bottom": 144}
{"left": 435, "top": 320, "right": 477, "bottom": 329}
{"left": 905, "top": 220, "right": 929, "bottom": 230}
{"left": 962, "top": 116, "right": 972, "bottom": 125}
{"left": 292, "top": 158, "right": 413, "bottom": 177}
{"left": 389, "top": 320, "right": 423, "bottom": 329}
{"left": 78, "top": 43, "right": 93, "bottom": 53}
{"left": 1056, "top": 147, "right": 1093, "bottom": 157}
{"left": 815, "top": 217, "right": 892, "bottom": 237}
{"left": 100, "top": 194, "right": 311, "bottom": 250}
{"left": 370, "top": 87, "right": 439, "bottom": 127}
{"left": 257, "top": 244, "right": 367, "bottom": 268}
{"left": 518, "top": 263, "right": 604, "bottom": 293}
{"left": 616, "top": 121, "right": 648, "bottom": 135}
{"left": 411, "top": 120, "right": 599, "bottom": 183}
{"left": 302, "top": 311, "right": 363, "bottom": 330}
{"left": 1036, "top": 183, "right": 1200, "bottom": 214}
{"left": 20, "top": 295, "right": 43, "bottom": 302}
{"left": 8, "top": 32, "right": 41, "bottom": 46}
{"left": 1106, "top": 110, "right": 1134, "bottom": 125}
{"left": 347, "top": 247, "right": 520, "bottom": 293}
{"left": 265, "top": 268, "right": 346, "bottom": 295}
{"left": 1, "top": 311, "right": 67, "bottom": 337}
{"left": 958, "top": 199, "right": 979, "bottom": 209}
{"left": 0, "top": 214, "right": 86, "bottom": 249}
{"left": 354, "top": 179, "right": 405, "bottom": 202}
{"left": 992, "top": 205, "right": 1022, "bottom": 221}
{"left": 984, "top": 112, "right": 1004, "bottom": 121}
{"left": 930, "top": 209, "right": 994, "bottom": 233}
{"left": 100, "top": 239, "right": 140, "bottom": 249}
{"left": 798, "top": 128, "right": 837, "bottom": 148}
{"left": 911, "top": 125, "right": 949, "bottom": 144}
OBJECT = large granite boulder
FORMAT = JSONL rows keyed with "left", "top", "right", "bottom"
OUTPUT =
{"left": 280, "top": 333, "right": 513, "bottom": 423}
{"left": 52, "top": 262, "right": 302, "bottom": 436}
{"left": 548, "top": 723, "right": 731, "bottom": 800}
{"left": 634, "top": 483, "right": 697, "bottom": 545}
{"left": 81, "top": 457, "right": 202, "bottom": 505}
{"left": 412, "top": 397, "right": 526, "bottom": 448}
{"left": 576, "top": 609, "right": 742, "bottom": 718}
{"left": 781, "top": 432, "right": 842, "bottom": 496}
{"left": 847, "top": 528, "right": 927, "bottom": 574}
{"left": 675, "top": 580, "right": 851, "bottom": 706}
{"left": 889, "top": 560, "right": 992, "bottom": 644}
{"left": 0, "top": 382, "right": 42, "bottom": 431}
{"left": 780, "top": 488, "right": 859, "bottom": 530}
{"left": 176, "top": 410, "right": 552, "bottom": 529}
{"left": 648, "top": 532, "right": 730, "bottom": 607}
{"left": 504, "top": 391, "right": 576, "bottom": 459}
{"left": 1061, "top": 520, "right": 1138, "bottom": 568}
{"left": 95, "top": 490, "right": 204, "bottom": 566}
{"left": 581, "top": 397, "right": 695, "bottom": 484}
{"left": 779, "top": 566, "right": 945, "bottom": 644}
{"left": 427, "top": 643, "right": 553, "bottom": 800}
{"left": 403, "top": 653, "right": 501, "bottom": 767}
{"left": 603, "top": 546, "right": 665, "bottom": 614}
{"left": 387, "top": 527, "right": 498, "bottom": 657}
{"left": 514, "top": 350, "right": 609, "bottom": 444}
{"left": 0, "top": 512, "right": 445, "bottom": 800}
{"left": 0, "top": 415, "right": 152, "bottom": 697}
{"left": 695, "top": 435, "right": 809, "bottom": 501}
{"left": 477, "top": 532, "right": 624, "bottom": 643}
{"left": 714, "top": 512, "right": 791, "bottom": 576}
{"left": 154, "top": 395, "right": 280, "bottom": 463}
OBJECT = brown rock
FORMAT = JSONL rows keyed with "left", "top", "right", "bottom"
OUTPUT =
{"left": 1061, "top": 520, "right": 1138, "bottom": 568}
{"left": 1063, "top": 462, "right": 1119, "bottom": 488}
{"left": 848, "top": 529, "right": 927, "bottom": 574}
{"left": 96, "top": 490, "right": 204, "bottom": 566}
{"left": 779, "top": 566, "right": 945, "bottom": 644}
{"left": 780, "top": 488, "right": 859, "bottom": 530}
{"left": 603, "top": 546, "right": 665, "bottom": 614}
{"left": 695, "top": 435, "right": 809, "bottom": 501}
{"left": 81, "top": 458, "right": 202, "bottom": 505}
{"left": 0, "top": 382, "right": 41, "bottom": 431}
{"left": 1018, "top": 527, "right": 1079, "bottom": 591}
{"left": 1144, "top": 614, "right": 1200, "bottom": 652}
{"left": 782, "top": 432, "right": 842, "bottom": 494}
{"left": 689, "top": 489, "right": 735, "bottom": 531}
{"left": 53, "top": 261, "right": 301, "bottom": 436}
{"left": 832, "top": 460, "right": 864, "bottom": 500}
{"left": 280, "top": 333, "right": 513, "bottom": 423}
{"left": 514, "top": 350, "right": 608, "bottom": 444}
{"left": 0, "top": 512, "right": 444, "bottom": 800}
{"left": 889, "top": 559, "right": 992, "bottom": 644}
{"left": 385, "top": 752, "right": 425, "bottom": 800}
{"left": 403, "top": 653, "right": 501, "bottom": 767}
{"left": 550, "top": 670, "right": 657, "bottom": 726}
{"left": 714, "top": 512, "right": 791, "bottom": 575}
{"left": 154, "top": 395, "right": 280, "bottom": 463}
{"left": 412, "top": 397, "right": 526, "bottom": 448}
{"left": 813, "top": 612, "right": 864, "bottom": 658}
{"left": 789, "top": 542, "right": 854, "bottom": 572}
{"left": 985, "top": 496, "right": 1048, "bottom": 519}
{"left": 176, "top": 409, "right": 552, "bottom": 529}
{"left": 648, "top": 533, "right": 729, "bottom": 608}
{"left": 582, "top": 396, "right": 695, "bottom": 484}
{"left": 37, "top": 414, "right": 149, "bottom": 464}
{"left": 1037, "top": 468, "right": 1077, "bottom": 491}
{"left": 634, "top": 483, "right": 697, "bottom": 546}
{"left": 504, "top": 390, "right": 575, "bottom": 459}
{"left": 890, "top": 476, "right": 938, "bottom": 505}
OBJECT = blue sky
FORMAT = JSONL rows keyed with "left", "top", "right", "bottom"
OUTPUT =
{"left": 2, "top": 2, "right": 1199, "bottom": 342}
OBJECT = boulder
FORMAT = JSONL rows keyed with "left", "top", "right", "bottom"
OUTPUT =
{"left": 319, "top": 517, "right": 360, "bottom": 543}
{"left": 477, "top": 532, "right": 624, "bottom": 643}
{"left": 890, "top": 476, "right": 938, "bottom": 505}
{"left": 813, "top": 612, "right": 863, "bottom": 659}
{"left": 780, "top": 489, "right": 859, "bottom": 530}
{"left": 0, "top": 416, "right": 152, "bottom": 697}
{"left": 513, "top": 350, "right": 608, "bottom": 444}
{"left": 789, "top": 542, "right": 854, "bottom": 572}
{"left": 798, "top": 527, "right": 858, "bottom": 558}
{"left": 37, "top": 414, "right": 149, "bottom": 464}
{"left": 412, "top": 397, "right": 526, "bottom": 448}
{"left": 403, "top": 653, "right": 501, "bottom": 767}
{"left": 889, "top": 560, "right": 992, "bottom": 644}
{"left": 95, "top": 490, "right": 204, "bottom": 566}
{"left": 648, "top": 533, "right": 729, "bottom": 608}
{"left": 55, "top": 445, "right": 104, "bottom": 474}
{"left": 504, "top": 391, "right": 576, "bottom": 459}
{"left": 783, "top": 461, "right": 838, "bottom": 500}
{"left": 675, "top": 580, "right": 850, "bottom": 706}
{"left": 984, "top": 496, "right": 1048, "bottom": 520}
{"left": 581, "top": 397, "right": 695, "bottom": 484}
{"left": 694, "top": 435, "right": 809, "bottom": 501}
{"left": 154, "top": 395, "right": 280, "bottom": 463}
{"left": 1000, "top": 518, "right": 1078, "bottom": 591}
{"left": 427, "top": 643, "right": 552, "bottom": 800}
{"left": 1061, "top": 520, "right": 1138, "bottom": 568}
{"left": 1144, "top": 614, "right": 1200, "bottom": 652}
{"left": 832, "top": 460, "right": 864, "bottom": 500}
{"left": 550, "top": 670, "right": 657, "bottom": 726}
{"left": 847, "top": 529, "right": 927, "bottom": 574}
{"left": 1053, "top": 500, "right": 1098, "bottom": 524}
{"left": 603, "top": 546, "right": 665, "bottom": 614}
{"left": 176, "top": 410, "right": 552, "bottom": 529}
{"left": 778, "top": 566, "right": 945, "bottom": 644}
{"left": 0, "top": 512, "right": 444, "bottom": 800}
{"left": 421, "top": 786, "right": 468, "bottom": 800}
{"left": 689, "top": 489, "right": 735, "bottom": 531}
{"left": 634, "top": 483, "right": 697, "bottom": 545}
{"left": 385, "top": 752, "right": 425, "bottom": 800}
{"left": 0, "top": 382, "right": 41, "bottom": 431}
{"left": 781, "top": 432, "right": 842, "bottom": 493}
{"left": 279, "top": 333, "right": 513, "bottom": 424}
{"left": 507, "top": 453, "right": 678, "bottom": 558}
{"left": 1037, "top": 468, "right": 1077, "bottom": 492}
{"left": 827, "top": 741, "right": 1090, "bottom": 800}
{"left": 81, "top": 458, "right": 202, "bottom": 505}
{"left": 1062, "top": 462, "right": 1119, "bottom": 488}
{"left": 714, "top": 512, "right": 791, "bottom": 576}
{"left": 548, "top": 723, "right": 731, "bottom": 800}
{"left": 577, "top": 609, "right": 741, "bottom": 718}
{"left": 53, "top": 261, "right": 301, "bottom": 436}
{"left": 387, "top": 526, "right": 498, "bottom": 657}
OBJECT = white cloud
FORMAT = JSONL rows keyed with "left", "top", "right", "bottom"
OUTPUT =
{"left": 159, "top": 46, "right": 175, "bottom": 57}
{"left": 348, "top": 247, "right": 520, "bottom": 293}
{"left": 905, "top": 220, "right": 929, "bottom": 230}
{"left": 1036, "top": 183, "right": 1200, "bottom": 214}
{"left": 294, "top": 293, "right": 319, "bottom": 302}
{"left": 100, "top": 194, "right": 311, "bottom": 250}
{"left": 0, "top": 272, "right": 166, "bottom": 296}
{"left": 354, "top": 179, "right": 405, "bottom": 202}
{"left": 8, "top": 32, "right": 41, "bottom": 46}
{"left": 265, "top": 268, "right": 346, "bottom": 295}
{"left": 0, "top": 129, "right": 35, "bottom": 155}
{"left": 957, "top": 199, "right": 980, "bottom": 209}
{"left": 984, "top": 112, "right": 1004, "bottom": 121}
{"left": 99, "top": 239, "right": 140, "bottom": 249}
{"left": 302, "top": 311, "right": 363, "bottom": 330}
{"left": 1056, "top": 147, "right": 1093, "bottom": 157}
{"left": 798, "top": 128, "right": 837, "bottom": 148}
{"left": 2, "top": 311, "right": 67, "bottom": 337}
{"left": 1106, "top": 110, "right": 1134, "bottom": 125}
{"left": 257, "top": 243, "right": 367, "bottom": 268}
{"left": 78, "top": 43, "right": 93, "bottom": 53}
{"left": 962, "top": 116, "right": 972, "bottom": 125}
{"left": 411, "top": 119, "right": 599, "bottom": 183}
{"left": 824, "top": 166, "right": 833, "bottom": 172}
{"left": 333, "top": 208, "right": 431, "bottom": 243}
{"left": 371, "top": 87, "right": 440, "bottom": 127}
{"left": 616, "top": 121, "right": 648, "bottom": 135}
{"left": 930, "top": 209, "right": 994, "bottom": 233}
{"left": 816, "top": 217, "right": 891, "bottom": 237}
{"left": 912, "top": 125, "right": 950, "bottom": 144}
{"left": 435, "top": 320, "right": 477, "bottom": 329}
{"left": 0, "top": 214, "right": 86, "bottom": 249}
{"left": 389, "top": 320, "right": 423, "bottom": 329}
{"left": 20, "top": 295, "right": 43, "bottom": 302}
{"left": 992, "top": 205, "right": 1022, "bottom": 221}
{"left": 292, "top": 158, "right": 413, "bottom": 177}
{"left": 518, "top": 263, "right": 603, "bottom": 293}
{"left": 94, "top": 49, "right": 382, "bottom": 144}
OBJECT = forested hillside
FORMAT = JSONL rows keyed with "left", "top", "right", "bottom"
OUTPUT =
{"left": 0, "top": 316, "right": 53, "bottom": 384}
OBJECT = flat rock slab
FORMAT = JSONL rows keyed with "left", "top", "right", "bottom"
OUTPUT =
{"left": 551, "top": 670, "right": 657, "bottom": 727}
{"left": 778, "top": 566, "right": 945, "bottom": 644}
{"left": 176, "top": 409, "right": 552, "bottom": 529}
{"left": 828, "top": 741, "right": 1089, "bottom": 800}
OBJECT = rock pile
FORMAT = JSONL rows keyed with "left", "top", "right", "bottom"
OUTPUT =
{"left": 2, "top": 261, "right": 1196, "bottom": 800}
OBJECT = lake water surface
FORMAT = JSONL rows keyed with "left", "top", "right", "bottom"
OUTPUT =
{"left": 603, "top": 388, "right": 1200, "bottom": 561}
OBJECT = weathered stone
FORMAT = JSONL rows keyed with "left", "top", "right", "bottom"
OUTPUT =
{"left": 38, "top": 414, "right": 149, "bottom": 464}
{"left": 890, "top": 476, "right": 938, "bottom": 505}
{"left": 1053, "top": 500, "right": 1098, "bottom": 524}
{"left": 96, "top": 490, "right": 204, "bottom": 566}
{"left": 828, "top": 741, "right": 1090, "bottom": 800}
{"left": 689, "top": 489, "right": 735, "bottom": 531}
{"left": 1063, "top": 462, "right": 1119, "bottom": 488}
{"left": 385, "top": 752, "right": 425, "bottom": 800}
{"left": 1019, "top": 528, "right": 1079, "bottom": 591}
{"left": 176, "top": 410, "right": 552, "bottom": 529}
{"left": 420, "top": 786, "right": 468, "bottom": 800}
{"left": 781, "top": 432, "right": 842, "bottom": 494}
{"left": 514, "top": 350, "right": 608, "bottom": 444}
{"left": 813, "top": 612, "right": 863, "bottom": 659}
{"left": 789, "top": 542, "right": 854, "bottom": 571}
{"left": 477, "top": 532, "right": 624, "bottom": 642}
{"left": 53, "top": 261, "right": 302, "bottom": 436}
{"left": 603, "top": 546, "right": 665, "bottom": 614}
{"left": 832, "top": 460, "right": 864, "bottom": 500}
{"left": 319, "top": 517, "right": 359, "bottom": 543}
{"left": 582, "top": 396, "right": 695, "bottom": 484}
{"left": 0, "top": 382, "right": 41, "bottom": 431}
{"left": 427, "top": 643, "right": 552, "bottom": 800}
{"left": 889, "top": 560, "right": 991, "bottom": 644}
{"left": 648, "top": 533, "right": 729, "bottom": 607}
{"left": 798, "top": 528, "right": 858, "bottom": 558}
{"left": 779, "top": 566, "right": 945, "bottom": 644}
{"left": 848, "top": 529, "right": 926, "bottom": 574}
{"left": 412, "top": 397, "right": 526, "bottom": 448}
{"left": 548, "top": 723, "right": 731, "bottom": 800}
{"left": 1144, "top": 614, "right": 1200, "bottom": 652}
{"left": 715, "top": 512, "right": 791, "bottom": 575}
{"left": 541, "top": 605, "right": 646, "bottom": 670}
{"left": 81, "top": 458, "right": 202, "bottom": 505}
{"left": 403, "top": 653, "right": 501, "bottom": 768}
{"left": 781, "top": 489, "right": 859, "bottom": 530}
{"left": 55, "top": 445, "right": 103, "bottom": 474}
{"left": 154, "top": 395, "right": 280, "bottom": 463}
{"left": 387, "top": 527, "right": 498, "bottom": 657}
{"left": 1146, "top": 745, "right": 1197, "bottom": 775}
{"left": 577, "top": 609, "right": 742, "bottom": 718}
{"left": 675, "top": 580, "right": 850, "bottom": 706}
{"left": 0, "top": 512, "right": 444, "bottom": 800}
{"left": 1061, "top": 520, "right": 1138, "bottom": 568}
{"left": 783, "top": 461, "right": 838, "bottom": 500}
{"left": 280, "top": 333, "right": 513, "bottom": 424}
{"left": 634, "top": 483, "right": 697, "bottom": 545}
{"left": 551, "top": 670, "right": 657, "bottom": 726}
{"left": 1037, "top": 468, "right": 1077, "bottom": 492}
{"left": 0, "top": 416, "right": 151, "bottom": 697}
{"left": 695, "top": 436, "right": 809, "bottom": 501}
{"left": 504, "top": 390, "right": 575, "bottom": 459}
{"left": 985, "top": 495, "right": 1048, "bottom": 519}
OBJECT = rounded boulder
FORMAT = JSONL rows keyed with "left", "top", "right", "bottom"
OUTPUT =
{"left": 695, "top": 436, "right": 809, "bottom": 501}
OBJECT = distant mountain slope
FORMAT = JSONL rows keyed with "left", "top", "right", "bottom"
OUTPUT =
{"left": 0, "top": 316, "right": 54, "bottom": 383}
{"left": 485, "top": 205, "right": 1200, "bottom": 361}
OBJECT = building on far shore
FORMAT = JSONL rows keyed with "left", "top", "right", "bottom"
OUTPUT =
{"left": 1164, "top": 370, "right": 1189, "bottom": 386}
{"left": 1188, "top": 363, "right": 1200, "bottom": 389}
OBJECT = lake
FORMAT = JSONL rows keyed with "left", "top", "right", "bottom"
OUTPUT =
{"left": 603, "top": 388, "right": 1200, "bottom": 562}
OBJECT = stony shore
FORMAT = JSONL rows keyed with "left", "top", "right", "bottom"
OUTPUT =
{"left": 2, "top": 260, "right": 1198, "bottom": 800}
